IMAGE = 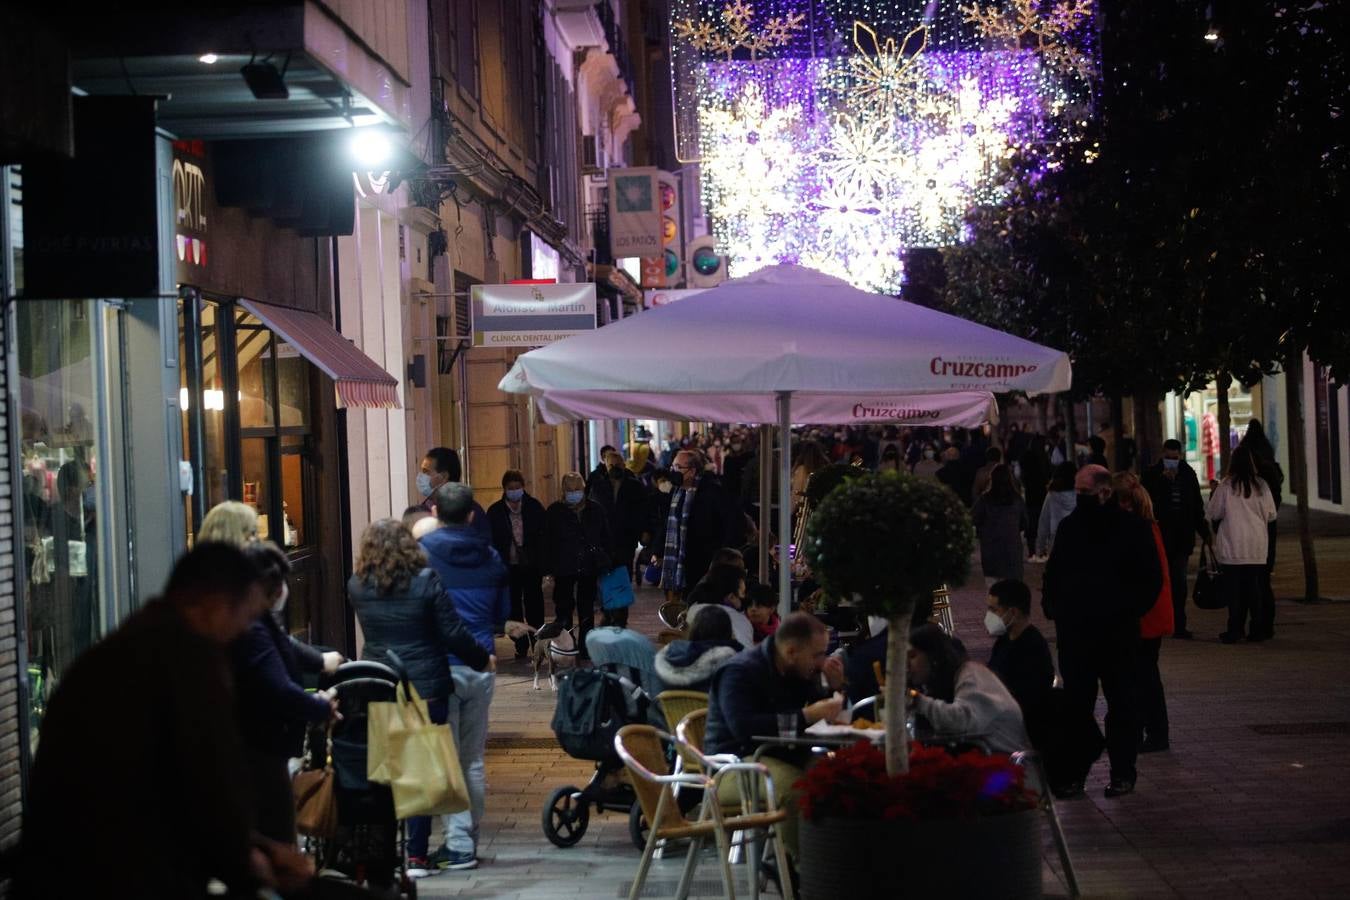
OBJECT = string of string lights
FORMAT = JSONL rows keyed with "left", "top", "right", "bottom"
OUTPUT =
{"left": 670, "top": 0, "right": 1097, "bottom": 293}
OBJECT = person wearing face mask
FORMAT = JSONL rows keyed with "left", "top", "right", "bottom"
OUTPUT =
{"left": 588, "top": 448, "right": 648, "bottom": 586}
{"left": 1141, "top": 439, "right": 1211, "bottom": 640}
{"left": 418, "top": 447, "right": 491, "bottom": 540}
{"left": 1042, "top": 465, "right": 1161, "bottom": 799}
{"left": 487, "top": 470, "right": 547, "bottom": 659}
{"left": 231, "top": 541, "right": 340, "bottom": 844}
{"left": 544, "top": 472, "right": 613, "bottom": 653}
{"left": 658, "top": 449, "right": 744, "bottom": 598}
{"left": 911, "top": 442, "right": 942, "bottom": 481}
{"left": 985, "top": 579, "right": 1056, "bottom": 757}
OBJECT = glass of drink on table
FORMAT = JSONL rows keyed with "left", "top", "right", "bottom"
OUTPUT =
{"left": 777, "top": 712, "right": 798, "bottom": 738}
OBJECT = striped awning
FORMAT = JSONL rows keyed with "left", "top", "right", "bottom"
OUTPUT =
{"left": 239, "top": 299, "right": 401, "bottom": 410}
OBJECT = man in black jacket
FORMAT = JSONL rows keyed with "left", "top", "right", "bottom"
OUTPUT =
{"left": 17, "top": 544, "right": 317, "bottom": 900}
{"left": 1141, "top": 439, "right": 1211, "bottom": 639}
{"left": 588, "top": 448, "right": 648, "bottom": 581}
{"left": 487, "top": 469, "right": 548, "bottom": 657}
{"left": 705, "top": 612, "right": 844, "bottom": 857}
{"left": 1042, "top": 465, "right": 1162, "bottom": 799}
{"left": 656, "top": 449, "right": 745, "bottom": 597}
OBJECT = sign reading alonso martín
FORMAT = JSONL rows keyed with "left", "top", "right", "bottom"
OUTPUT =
{"left": 470, "top": 283, "right": 597, "bottom": 348}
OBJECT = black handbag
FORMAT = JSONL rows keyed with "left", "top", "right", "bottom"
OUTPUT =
{"left": 1192, "top": 544, "right": 1227, "bottom": 610}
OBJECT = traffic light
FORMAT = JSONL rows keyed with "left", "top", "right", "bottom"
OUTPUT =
{"left": 686, "top": 235, "right": 728, "bottom": 288}
{"left": 659, "top": 171, "right": 683, "bottom": 287}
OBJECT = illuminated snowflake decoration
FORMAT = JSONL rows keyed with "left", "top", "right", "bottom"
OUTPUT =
{"left": 674, "top": 1, "right": 1097, "bottom": 293}
{"left": 674, "top": 0, "right": 807, "bottom": 60}
{"left": 850, "top": 21, "right": 930, "bottom": 116}
{"left": 961, "top": 0, "right": 1097, "bottom": 80}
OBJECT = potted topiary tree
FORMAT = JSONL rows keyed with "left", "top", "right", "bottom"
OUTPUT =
{"left": 803, "top": 470, "right": 973, "bottom": 775}
{"left": 796, "top": 472, "right": 1042, "bottom": 898}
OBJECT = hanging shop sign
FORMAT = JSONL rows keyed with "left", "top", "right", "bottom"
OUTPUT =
{"left": 22, "top": 96, "right": 160, "bottom": 299}
{"left": 607, "top": 167, "right": 661, "bottom": 258}
{"left": 172, "top": 139, "right": 209, "bottom": 282}
{"left": 471, "top": 283, "right": 596, "bottom": 348}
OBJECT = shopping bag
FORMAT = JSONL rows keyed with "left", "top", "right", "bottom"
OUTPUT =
{"left": 293, "top": 729, "right": 339, "bottom": 837}
{"left": 387, "top": 715, "right": 470, "bottom": 819}
{"left": 598, "top": 565, "right": 635, "bottom": 611}
{"left": 1192, "top": 545, "right": 1227, "bottom": 610}
{"left": 367, "top": 680, "right": 429, "bottom": 784}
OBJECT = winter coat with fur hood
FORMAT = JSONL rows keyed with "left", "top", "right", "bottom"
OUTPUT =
{"left": 654, "top": 639, "right": 740, "bottom": 694}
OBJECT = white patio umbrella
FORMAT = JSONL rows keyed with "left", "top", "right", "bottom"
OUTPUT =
{"left": 500, "top": 263, "right": 1072, "bottom": 613}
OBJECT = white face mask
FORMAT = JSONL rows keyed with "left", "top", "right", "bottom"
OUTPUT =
{"left": 984, "top": 609, "right": 1007, "bottom": 637}
{"left": 658, "top": 482, "right": 674, "bottom": 494}
{"left": 272, "top": 580, "right": 290, "bottom": 613}
{"left": 867, "top": 615, "right": 889, "bottom": 637}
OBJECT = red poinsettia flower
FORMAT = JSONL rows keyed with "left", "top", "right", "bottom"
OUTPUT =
{"left": 794, "top": 741, "right": 1038, "bottom": 823}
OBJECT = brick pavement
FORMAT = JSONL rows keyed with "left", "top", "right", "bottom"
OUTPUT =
{"left": 415, "top": 525, "right": 1350, "bottom": 899}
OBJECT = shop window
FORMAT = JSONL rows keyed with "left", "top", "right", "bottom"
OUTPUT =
{"left": 236, "top": 311, "right": 275, "bottom": 429}
{"left": 16, "top": 299, "right": 110, "bottom": 751}
{"left": 179, "top": 294, "right": 231, "bottom": 541}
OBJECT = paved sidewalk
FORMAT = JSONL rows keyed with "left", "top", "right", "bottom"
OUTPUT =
{"left": 416, "top": 528, "right": 1350, "bottom": 899}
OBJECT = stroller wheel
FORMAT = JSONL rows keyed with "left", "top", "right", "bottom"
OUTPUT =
{"left": 542, "top": 785, "right": 590, "bottom": 847}
{"left": 628, "top": 801, "right": 650, "bottom": 851}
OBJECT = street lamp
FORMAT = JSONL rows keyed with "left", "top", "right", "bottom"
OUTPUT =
{"left": 349, "top": 128, "right": 395, "bottom": 170}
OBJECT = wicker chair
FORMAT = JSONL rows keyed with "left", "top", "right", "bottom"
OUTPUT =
{"left": 615, "top": 725, "right": 795, "bottom": 900}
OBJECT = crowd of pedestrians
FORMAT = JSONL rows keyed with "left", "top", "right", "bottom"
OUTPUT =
{"left": 16, "top": 418, "right": 1289, "bottom": 895}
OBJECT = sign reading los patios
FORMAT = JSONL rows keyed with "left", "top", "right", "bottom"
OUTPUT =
{"left": 470, "top": 283, "right": 597, "bottom": 347}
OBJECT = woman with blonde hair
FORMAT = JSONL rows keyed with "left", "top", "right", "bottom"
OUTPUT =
{"left": 348, "top": 517, "right": 491, "bottom": 875}
{"left": 1112, "top": 471, "right": 1173, "bottom": 752}
{"left": 198, "top": 500, "right": 259, "bottom": 545}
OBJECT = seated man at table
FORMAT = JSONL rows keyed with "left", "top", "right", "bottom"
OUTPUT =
{"left": 705, "top": 611, "right": 845, "bottom": 858}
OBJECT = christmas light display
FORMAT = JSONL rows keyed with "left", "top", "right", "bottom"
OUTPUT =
{"left": 672, "top": 0, "right": 1096, "bottom": 293}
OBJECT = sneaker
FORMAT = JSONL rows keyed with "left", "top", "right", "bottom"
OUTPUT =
{"left": 428, "top": 845, "right": 479, "bottom": 871}
{"left": 1104, "top": 779, "right": 1135, "bottom": 798}
{"left": 405, "top": 857, "right": 438, "bottom": 879}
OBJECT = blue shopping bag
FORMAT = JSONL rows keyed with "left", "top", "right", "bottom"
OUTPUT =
{"left": 598, "top": 565, "right": 636, "bottom": 611}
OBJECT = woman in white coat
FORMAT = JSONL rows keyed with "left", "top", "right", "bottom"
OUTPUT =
{"left": 1205, "top": 444, "right": 1278, "bottom": 643}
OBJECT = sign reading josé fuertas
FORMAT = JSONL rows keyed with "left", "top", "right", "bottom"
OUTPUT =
{"left": 470, "top": 283, "right": 597, "bottom": 348}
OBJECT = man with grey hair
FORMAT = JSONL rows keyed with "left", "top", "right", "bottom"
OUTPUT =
{"left": 419, "top": 481, "right": 510, "bottom": 873}
{"left": 1042, "top": 464, "right": 1161, "bottom": 800}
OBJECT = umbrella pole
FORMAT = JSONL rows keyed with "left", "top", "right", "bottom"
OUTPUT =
{"left": 758, "top": 424, "right": 772, "bottom": 586}
{"left": 777, "top": 391, "right": 793, "bottom": 618}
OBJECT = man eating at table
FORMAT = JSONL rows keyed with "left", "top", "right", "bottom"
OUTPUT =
{"left": 705, "top": 611, "right": 845, "bottom": 859}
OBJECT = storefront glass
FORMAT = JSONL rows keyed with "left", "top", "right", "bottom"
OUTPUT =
{"left": 1179, "top": 382, "right": 1257, "bottom": 482}
{"left": 16, "top": 299, "right": 110, "bottom": 752}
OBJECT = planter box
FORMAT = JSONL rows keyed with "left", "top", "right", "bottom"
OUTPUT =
{"left": 799, "top": 808, "right": 1041, "bottom": 899}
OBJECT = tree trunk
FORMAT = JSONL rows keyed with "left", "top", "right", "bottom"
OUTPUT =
{"left": 1062, "top": 395, "right": 1079, "bottom": 463}
{"left": 1109, "top": 394, "right": 1125, "bottom": 468}
{"left": 1216, "top": 371, "right": 1233, "bottom": 479}
{"left": 884, "top": 618, "right": 910, "bottom": 776}
{"left": 1284, "top": 353, "right": 1320, "bottom": 602}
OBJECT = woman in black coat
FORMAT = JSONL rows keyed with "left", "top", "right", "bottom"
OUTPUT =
{"left": 544, "top": 471, "right": 613, "bottom": 654}
{"left": 348, "top": 518, "right": 491, "bottom": 867}
{"left": 231, "top": 541, "right": 335, "bottom": 845}
{"left": 487, "top": 469, "right": 548, "bottom": 658}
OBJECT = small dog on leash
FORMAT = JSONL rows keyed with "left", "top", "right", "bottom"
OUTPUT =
{"left": 530, "top": 621, "right": 581, "bottom": 691}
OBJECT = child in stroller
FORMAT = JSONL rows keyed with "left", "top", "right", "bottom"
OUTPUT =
{"left": 300, "top": 658, "right": 417, "bottom": 897}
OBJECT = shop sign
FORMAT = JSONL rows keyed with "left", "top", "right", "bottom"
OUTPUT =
{"left": 21, "top": 96, "right": 160, "bottom": 299}
{"left": 173, "top": 139, "right": 209, "bottom": 281}
{"left": 607, "top": 167, "right": 661, "bottom": 257}
{"left": 471, "top": 283, "right": 596, "bottom": 348}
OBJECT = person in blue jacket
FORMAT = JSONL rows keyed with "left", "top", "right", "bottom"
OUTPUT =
{"left": 420, "top": 482, "right": 511, "bottom": 874}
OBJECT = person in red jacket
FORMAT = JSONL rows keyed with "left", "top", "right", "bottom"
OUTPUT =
{"left": 1113, "top": 472, "right": 1174, "bottom": 753}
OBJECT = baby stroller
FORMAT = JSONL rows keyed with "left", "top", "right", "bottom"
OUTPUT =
{"left": 541, "top": 628, "right": 659, "bottom": 851}
{"left": 302, "top": 657, "right": 418, "bottom": 898}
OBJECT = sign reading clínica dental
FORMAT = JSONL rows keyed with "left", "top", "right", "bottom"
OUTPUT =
{"left": 607, "top": 167, "right": 661, "bottom": 257}
{"left": 470, "top": 283, "right": 597, "bottom": 348}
